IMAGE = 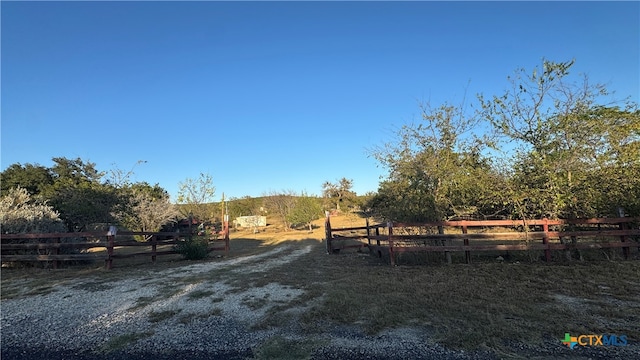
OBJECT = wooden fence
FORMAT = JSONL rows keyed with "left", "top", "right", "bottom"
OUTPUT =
{"left": 325, "top": 215, "right": 640, "bottom": 265}
{"left": 1, "top": 221, "right": 230, "bottom": 270}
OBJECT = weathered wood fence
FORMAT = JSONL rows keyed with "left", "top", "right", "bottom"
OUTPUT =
{"left": 1, "top": 221, "right": 230, "bottom": 270}
{"left": 325, "top": 215, "right": 640, "bottom": 265}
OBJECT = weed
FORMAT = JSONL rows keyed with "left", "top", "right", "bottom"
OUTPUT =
{"left": 96, "top": 331, "right": 153, "bottom": 353}
{"left": 187, "top": 289, "right": 215, "bottom": 301}
{"left": 253, "top": 335, "right": 325, "bottom": 360}
{"left": 148, "top": 309, "right": 181, "bottom": 323}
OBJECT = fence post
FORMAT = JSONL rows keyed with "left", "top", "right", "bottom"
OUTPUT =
{"left": 53, "top": 237, "right": 61, "bottom": 269}
{"left": 542, "top": 218, "right": 551, "bottom": 262}
{"left": 151, "top": 235, "right": 157, "bottom": 263}
{"left": 366, "top": 218, "right": 371, "bottom": 247}
{"left": 388, "top": 222, "right": 395, "bottom": 266}
{"left": 462, "top": 224, "right": 470, "bottom": 264}
{"left": 325, "top": 211, "right": 332, "bottom": 254}
{"left": 619, "top": 220, "right": 630, "bottom": 260}
{"left": 106, "top": 226, "right": 117, "bottom": 270}
{"left": 224, "top": 215, "right": 230, "bottom": 255}
{"left": 439, "top": 225, "right": 451, "bottom": 264}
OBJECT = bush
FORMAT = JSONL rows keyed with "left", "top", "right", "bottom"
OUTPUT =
{"left": 1, "top": 187, "right": 75, "bottom": 267}
{"left": 174, "top": 236, "right": 209, "bottom": 260}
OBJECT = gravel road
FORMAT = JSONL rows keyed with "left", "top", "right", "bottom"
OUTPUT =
{"left": 1, "top": 243, "right": 637, "bottom": 360}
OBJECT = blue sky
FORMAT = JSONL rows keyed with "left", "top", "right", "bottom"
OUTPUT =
{"left": 2, "top": 1, "right": 638, "bottom": 201}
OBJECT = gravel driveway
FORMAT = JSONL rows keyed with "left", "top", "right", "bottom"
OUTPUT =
{"left": 1, "top": 243, "right": 635, "bottom": 360}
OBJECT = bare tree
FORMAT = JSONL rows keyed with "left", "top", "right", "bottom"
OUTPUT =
{"left": 127, "top": 192, "right": 180, "bottom": 241}
{"left": 263, "top": 190, "right": 297, "bottom": 231}
{"left": 176, "top": 172, "right": 216, "bottom": 221}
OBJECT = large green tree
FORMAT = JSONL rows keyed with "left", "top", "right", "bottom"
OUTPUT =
{"left": 480, "top": 59, "right": 640, "bottom": 218}
{"left": 0, "top": 163, "right": 54, "bottom": 196}
{"left": 368, "top": 101, "right": 502, "bottom": 221}
{"left": 288, "top": 193, "right": 323, "bottom": 231}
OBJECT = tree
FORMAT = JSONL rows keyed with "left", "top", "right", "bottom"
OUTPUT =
{"left": 40, "top": 158, "right": 123, "bottom": 231}
{"left": 176, "top": 172, "right": 216, "bottom": 221}
{"left": 0, "top": 163, "right": 54, "bottom": 196}
{"left": 228, "top": 196, "right": 264, "bottom": 221}
{"left": 368, "top": 100, "right": 499, "bottom": 221}
{"left": 263, "top": 190, "right": 297, "bottom": 231}
{"left": 288, "top": 193, "right": 323, "bottom": 231}
{"left": 124, "top": 191, "right": 180, "bottom": 241}
{"left": 0, "top": 187, "right": 67, "bottom": 234}
{"left": 322, "top": 178, "right": 355, "bottom": 211}
{"left": 113, "top": 182, "right": 179, "bottom": 240}
{"left": 480, "top": 59, "right": 639, "bottom": 218}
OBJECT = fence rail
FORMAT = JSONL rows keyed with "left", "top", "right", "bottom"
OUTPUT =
{"left": 1, "top": 222, "right": 230, "bottom": 269}
{"left": 325, "top": 215, "right": 640, "bottom": 265}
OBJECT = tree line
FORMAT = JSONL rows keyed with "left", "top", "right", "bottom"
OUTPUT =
{"left": 3, "top": 59, "right": 636, "bottom": 236}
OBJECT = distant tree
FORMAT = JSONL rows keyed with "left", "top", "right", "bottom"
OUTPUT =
{"left": 263, "top": 190, "right": 297, "bottom": 231}
{"left": 0, "top": 163, "right": 54, "bottom": 196}
{"left": 228, "top": 196, "right": 264, "bottom": 220}
{"left": 288, "top": 193, "right": 323, "bottom": 231}
{"left": 322, "top": 178, "right": 355, "bottom": 211}
{"left": 176, "top": 172, "right": 216, "bottom": 221}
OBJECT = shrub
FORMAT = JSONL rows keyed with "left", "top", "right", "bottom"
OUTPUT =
{"left": 174, "top": 235, "right": 209, "bottom": 260}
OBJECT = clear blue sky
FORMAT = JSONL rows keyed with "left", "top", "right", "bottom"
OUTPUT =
{"left": 2, "top": 1, "right": 638, "bottom": 201}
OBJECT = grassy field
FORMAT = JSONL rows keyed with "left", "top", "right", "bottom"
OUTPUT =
{"left": 2, "top": 212, "right": 639, "bottom": 358}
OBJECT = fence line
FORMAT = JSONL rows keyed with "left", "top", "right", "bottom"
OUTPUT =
{"left": 324, "top": 215, "right": 640, "bottom": 265}
{"left": 1, "top": 221, "right": 230, "bottom": 269}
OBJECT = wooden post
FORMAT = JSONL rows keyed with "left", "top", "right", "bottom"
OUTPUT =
{"left": 366, "top": 218, "right": 371, "bottom": 247}
{"left": 388, "top": 222, "right": 395, "bottom": 266}
{"left": 151, "top": 235, "right": 157, "bottom": 263}
{"left": 375, "top": 226, "right": 381, "bottom": 246}
{"left": 619, "top": 220, "right": 630, "bottom": 260}
{"left": 106, "top": 226, "right": 117, "bottom": 270}
{"left": 53, "top": 237, "right": 60, "bottom": 269}
{"left": 439, "top": 225, "right": 451, "bottom": 264}
{"left": 462, "top": 225, "right": 470, "bottom": 264}
{"left": 325, "top": 211, "right": 332, "bottom": 254}
{"left": 223, "top": 215, "right": 230, "bottom": 255}
{"left": 542, "top": 218, "right": 551, "bottom": 262}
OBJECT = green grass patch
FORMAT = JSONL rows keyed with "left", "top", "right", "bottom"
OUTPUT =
{"left": 148, "top": 309, "right": 181, "bottom": 323}
{"left": 253, "top": 335, "right": 326, "bottom": 360}
{"left": 187, "top": 289, "right": 216, "bottom": 301}
{"left": 96, "top": 331, "right": 153, "bottom": 353}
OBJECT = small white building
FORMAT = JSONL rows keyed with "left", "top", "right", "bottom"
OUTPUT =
{"left": 234, "top": 216, "right": 267, "bottom": 228}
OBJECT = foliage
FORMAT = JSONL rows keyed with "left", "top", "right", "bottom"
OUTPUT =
{"left": 368, "top": 59, "right": 640, "bottom": 221}
{"left": 0, "top": 163, "right": 54, "bottom": 196}
{"left": 322, "top": 178, "right": 356, "bottom": 211}
{"left": 480, "top": 59, "right": 640, "bottom": 218}
{"left": 287, "top": 194, "right": 323, "bottom": 231}
{"left": 368, "top": 101, "right": 501, "bottom": 221}
{"left": 174, "top": 235, "right": 210, "bottom": 260}
{"left": 0, "top": 157, "right": 178, "bottom": 233}
{"left": 0, "top": 187, "right": 67, "bottom": 234}
{"left": 263, "top": 190, "right": 297, "bottom": 230}
{"left": 119, "top": 190, "right": 180, "bottom": 241}
{"left": 228, "top": 196, "right": 265, "bottom": 222}
{"left": 176, "top": 172, "right": 216, "bottom": 221}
